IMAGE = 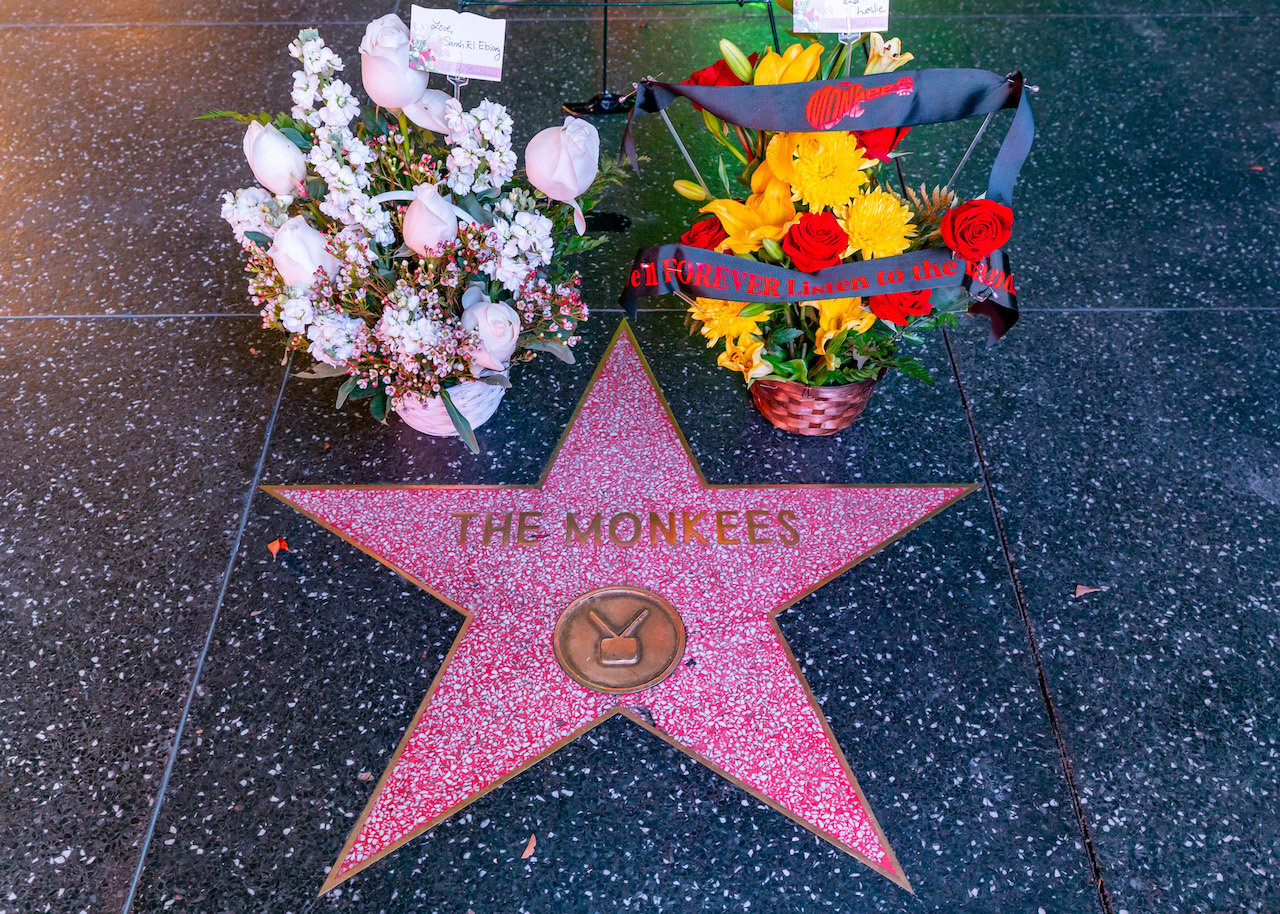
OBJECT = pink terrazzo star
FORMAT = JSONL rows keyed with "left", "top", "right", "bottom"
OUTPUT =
{"left": 267, "top": 323, "right": 974, "bottom": 894}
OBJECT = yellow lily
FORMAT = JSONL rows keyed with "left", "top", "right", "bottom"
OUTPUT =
{"left": 754, "top": 42, "right": 824, "bottom": 86}
{"left": 864, "top": 34, "right": 914, "bottom": 75}
{"left": 701, "top": 183, "right": 797, "bottom": 255}
{"left": 717, "top": 334, "right": 771, "bottom": 384}
{"left": 804, "top": 297, "right": 875, "bottom": 365}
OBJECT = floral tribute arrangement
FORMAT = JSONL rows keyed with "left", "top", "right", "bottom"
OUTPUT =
{"left": 213, "top": 17, "right": 622, "bottom": 450}
{"left": 621, "top": 35, "right": 1034, "bottom": 435}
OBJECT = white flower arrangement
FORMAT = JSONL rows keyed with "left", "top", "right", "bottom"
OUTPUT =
{"left": 212, "top": 22, "right": 623, "bottom": 450}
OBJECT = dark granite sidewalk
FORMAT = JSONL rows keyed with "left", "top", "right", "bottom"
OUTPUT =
{"left": 1, "top": 2, "right": 1276, "bottom": 913}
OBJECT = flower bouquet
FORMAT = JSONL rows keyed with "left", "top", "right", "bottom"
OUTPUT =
{"left": 622, "top": 35, "right": 1033, "bottom": 435}
{"left": 212, "top": 17, "right": 623, "bottom": 450}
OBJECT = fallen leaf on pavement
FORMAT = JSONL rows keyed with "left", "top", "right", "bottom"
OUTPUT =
{"left": 1073, "top": 584, "right": 1102, "bottom": 597}
{"left": 267, "top": 537, "right": 289, "bottom": 559}
{"left": 521, "top": 833, "right": 536, "bottom": 859}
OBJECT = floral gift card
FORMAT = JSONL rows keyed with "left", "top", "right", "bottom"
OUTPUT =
{"left": 409, "top": 6, "right": 506, "bottom": 81}
{"left": 793, "top": 0, "right": 890, "bottom": 35}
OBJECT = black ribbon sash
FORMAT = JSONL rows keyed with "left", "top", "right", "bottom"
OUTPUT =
{"left": 619, "top": 68, "right": 1036, "bottom": 340}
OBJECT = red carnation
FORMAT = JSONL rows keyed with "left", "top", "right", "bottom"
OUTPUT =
{"left": 781, "top": 212, "right": 848, "bottom": 273}
{"left": 854, "top": 126, "right": 910, "bottom": 163}
{"left": 682, "top": 55, "right": 758, "bottom": 110}
{"left": 940, "top": 199, "right": 1014, "bottom": 261}
{"left": 680, "top": 216, "right": 728, "bottom": 251}
{"left": 867, "top": 290, "right": 933, "bottom": 326}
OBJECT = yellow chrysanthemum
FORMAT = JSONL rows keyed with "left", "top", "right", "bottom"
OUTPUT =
{"left": 803, "top": 298, "right": 876, "bottom": 365}
{"left": 753, "top": 42, "right": 824, "bottom": 86}
{"left": 717, "top": 334, "right": 771, "bottom": 384}
{"left": 689, "top": 297, "right": 769, "bottom": 348}
{"left": 837, "top": 189, "right": 917, "bottom": 260}
{"left": 790, "top": 132, "right": 871, "bottom": 211}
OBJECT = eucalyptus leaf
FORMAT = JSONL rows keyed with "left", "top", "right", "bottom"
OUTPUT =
{"left": 524, "top": 339, "right": 576, "bottom": 364}
{"left": 336, "top": 376, "right": 358, "bottom": 409}
{"left": 243, "top": 231, "right": 273, "bottom": 248}
{"left": 304, "top": 176, "right": 327, "bottom": 202}
{"left": 295, "top": 363, "right": 348, "bottom": 380}
{"left": 440, "top": 388, "right": 480, "bottom": 454}
{"left": 477, "top": 374, "right": 512, "bottom": 389}
{"left": 369, "top": 391, "right": 389, "bottom": 422}
{"left": 278, "top": 126, "right": 312, "bottom": 151}
{"left": 455, "top": 193, "right": 496, "bottom": 227}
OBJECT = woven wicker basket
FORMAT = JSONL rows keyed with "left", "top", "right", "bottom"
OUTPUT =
{"left": 750, "top": 376, "right": 880, "bottom": 436}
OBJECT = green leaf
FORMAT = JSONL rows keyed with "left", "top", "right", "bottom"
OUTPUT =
{"left": 717, "top": 156, "right": 733, "bottom": 198}
{"left": 738, "top": 302, "right": 773, "bottom": 318}
{"left": 524, "top": 339, "right": 576, "bottom": 364}
{"left": 336, "top": 376, "right": 358, "bottom": 409}
{"left": 346, "top": 382, "right": 378, "bottom": 401}
{"left": 197, "top": 109, "right": 261, "bottom": 123}
{"left": 278, "top": 126, "right": 312, "bottom": 151}
{"left": 477, "top": 373, "right": 512, "bottom": 389}
{"left": 304, "top": 176, "right": 327, "bottom": 202}
{"left": 243, "top": 231, "right": 273, "bottom": 248}
{"left": 440, "top": 388, "right": 480, "bottom": 454}
{"left": 770, "top": 327, "right": 804, "bottom": 346}
{"left": 774, "top": 358, "right": 809, "bottom": 384}
{"left": 895, "top": 357, "right": 935, "bottom": 385}
{"left": 455, "top": 193, "right": 496, "bottom": 227}
{"left": 294, "top": 363, "right": 348, "bottom": 379}
{"left": 368, "top": 391, "right": 389, "bottom": 422}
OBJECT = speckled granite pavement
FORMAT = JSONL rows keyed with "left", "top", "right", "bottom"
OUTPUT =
{"left": 1, "top": 2, "right": 1277, "bottom": 913}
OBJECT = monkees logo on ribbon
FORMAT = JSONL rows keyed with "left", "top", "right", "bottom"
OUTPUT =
{"left": 805, "top": 76, "right": 913, "bottom": 129}
{"left": 621, "top": 68, "right": 1035, "bottom": 340}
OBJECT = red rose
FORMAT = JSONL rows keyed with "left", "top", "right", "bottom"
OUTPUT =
{"left": 682, "top": 54, "right": 758, "bottom": 110}
{"left": 867, "top": 290, "right": 932, "bottom": 326}
{"left": 680, "top": 215, "right": 728, "bottom": 251}
{"left": 782, "top": 212, "right": 849, "bottom": 273}
{"left": 854, "top": 126, "right": 909, "bottom": 163}
{"left": 940, "top": 199, "right": 1014, "bottom": 260}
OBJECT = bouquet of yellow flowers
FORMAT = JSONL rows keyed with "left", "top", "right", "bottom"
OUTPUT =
{"left": 623, "top": 33, "right": 1031, "bottom": 433}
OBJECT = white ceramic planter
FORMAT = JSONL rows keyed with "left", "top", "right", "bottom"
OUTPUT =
{"left": 395, "top": 379, "right": 507, "bottom": 437}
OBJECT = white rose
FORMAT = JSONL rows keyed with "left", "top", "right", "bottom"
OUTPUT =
{"left": 402, "top": 183, "right": 459, "bottom": 256}
{"left": 461, "top": 285, "right": 521, "bottom": 373}
{"left": 243, "top": 121, "right": 307, "bottom": 196}
{"left": 403, "top": 88, "right": 453, "bottom": 134}
{"left": 359, "top": 14, "right": 430, "bottom": 111}
{"left": 524, "top": 117, "right": 600, "bottom": 234}
{"left": 268, "top": 216, "right": 340, "bottom": 290}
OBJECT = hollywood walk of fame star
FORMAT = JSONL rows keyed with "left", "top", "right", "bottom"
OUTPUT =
{"left": 266, "top": 322, "right": 975, "bottom": 894}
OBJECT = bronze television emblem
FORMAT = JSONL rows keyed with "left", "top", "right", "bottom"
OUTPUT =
{"left": 553, "top": 586, "right": 686, "bottom": 693}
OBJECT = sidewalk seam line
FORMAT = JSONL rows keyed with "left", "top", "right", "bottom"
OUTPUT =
{"left": 942, "top": 328, "right": 1115, "bottom": 914}
{"left": 119, "top": 350, "right": 293, "bottom": 914}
